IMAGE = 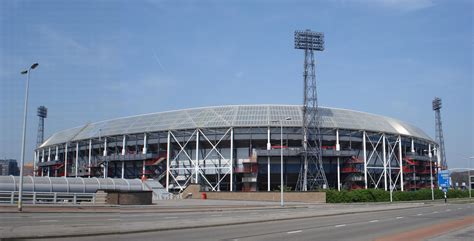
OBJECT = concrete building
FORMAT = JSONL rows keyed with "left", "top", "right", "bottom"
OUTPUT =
{"left": 0, "top": 159, "right": 19, "bottom": 176}
{"left": 35, "top": 105, "right": 438, "bottom": 192}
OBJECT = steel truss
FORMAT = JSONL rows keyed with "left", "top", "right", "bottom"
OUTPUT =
{"left": 363, "top": 131, "right": 404, "bottom": 191}
{"left": 166, "top": 128, "right": 233, "bottom": 192}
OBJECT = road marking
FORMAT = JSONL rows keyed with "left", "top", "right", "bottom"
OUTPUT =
{"left": 369, "top": 220, "right": 379, "bottom": 223}
{"left": 446, "top": 209, "right": 451, "bottom": 212}
{"left": 417, "top": 213, "right": 423, "bottom": 216}
{"left": 107, "top": 219, "right": 121, "bottom": 221}
{"left": 396, "top": 217, "right": 404, "bottom": 219}
{"left": 458, "top": 208, "right": 462, "bottom": 210}
{"left": 39, "top": 220, "right": 58, "bottom": 222}
{"left": 287, "top": 230, "right": 302, "bottom": 234}
{"left": 211, "top": 214, "right": 222, "bottom": 217}
{"left": 335, "top": 224, "right": 346, "bottom": 227}
{"left": 164, "top": 217, "right": 178, "bottom": 219}
{"left": 433, "top": 211, "right": 438, "bottom": 214}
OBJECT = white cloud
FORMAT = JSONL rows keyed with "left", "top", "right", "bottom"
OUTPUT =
{"left": 36, "top": 25, "right": 88, "bottom": 52}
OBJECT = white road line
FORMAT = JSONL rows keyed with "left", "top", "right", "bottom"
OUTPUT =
{"left": 39, "top": 220, "right": 58, "bottom": 222}
{"left": 335, "top": 224, "right": 346, "bottom": 227}
{"left": 287, "top": 230, "right": 302, "bottom": 234}
{"left": 369, "top": 220, "right": 379, "bottom": 223}
{"left": 211, "top": 215, "right": 222, "bottom": 217}
{"left": 396, "top": 217, "right": 403, "bottom": 219}
{"left": 433, "top": 211, "right": 438, "bottom": 214}
{"left": 107, "top": 219, "right": 121, "bottom": 221}
{"left": 164, "top": 217, "right": 178, "bottom": 219}
{"left": 446, "top": 209, "right": 451, "bottom": 211}
{"left": 458, "top": 208, "right": 462, "bottom": 210}
{"left": 417, "top": 214, "right": 423, "bottom": 216}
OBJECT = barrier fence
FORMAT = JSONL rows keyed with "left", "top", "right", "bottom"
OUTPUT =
{"left": 0, "top": 191, "right": 96, "bottom": 205}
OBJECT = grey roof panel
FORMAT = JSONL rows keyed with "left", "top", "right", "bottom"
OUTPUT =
{"left": 40, "top": 105, "right": 433, "bottom": 147}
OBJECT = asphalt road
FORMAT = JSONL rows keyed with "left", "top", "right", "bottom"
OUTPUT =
{"left": 10, "top": 203, "right": 472, "bottom": 241}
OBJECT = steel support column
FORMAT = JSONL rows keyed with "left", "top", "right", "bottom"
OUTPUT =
{"left": 33, "top": 151, "right": 38, "bottom": 177}
{"left": 383, "top": 134, "right": 387, "bottom": 191}
{"left": 121, "top": 135, "right": 126, "bottom": 179}
{"left": 103, "top": 138, "right": 107, "bottom": 178}
{"left": 121, "top": 162, "right": 125, "bottom": 179}
{"left": 399, "top": 136, "right": 404, "bottom": 191}
{"left": 195, "top": 130, "right": 200, "bottom": 184}
{"left": 336, "top": 129, "right": 341, "bottom": 191}
{"left": 230, "top": 128, "right": 234, "bottom": 192}
{"left": 166, "top": 131, "right": 171, "bottom": 192}
{"left": 142, "top": 133, "right": 148, "bottom": 179}
{"left": 88, "top": 140, "right": 92, "bottom": 177}
{"left": 75, "top": 142, "right": 79, "bottom": 177}
{"left": 121, "top": 135, "right": 126, "bottom": 155}
{"left": 363, "top": 131, "right": 367, "bottom": 189}
{"left": 64, "top": 143, "right": 68, "bottom": 177}
{"left": 55, "top": 146, "right": 59, "bottom": 160}
{"left": 142, "top": 133, "right": 147, "bottom": 154}
{"left": 267, "top": 127, "right": 271, "bottom": 192}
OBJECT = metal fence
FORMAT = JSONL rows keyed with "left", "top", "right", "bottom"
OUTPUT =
{"left": 0, "top": 191, "right": 96, "bottom": 205}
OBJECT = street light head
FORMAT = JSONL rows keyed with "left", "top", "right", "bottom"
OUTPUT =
{"left": 30, "top": 63, "right": 39, "bottom": 69}
{"left": 21, "top": 70, "right": 28, "bottom": 75}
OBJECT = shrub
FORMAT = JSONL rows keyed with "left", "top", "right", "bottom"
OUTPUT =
{"left": 325, "top": 188, "right": 469, "bottom": 203}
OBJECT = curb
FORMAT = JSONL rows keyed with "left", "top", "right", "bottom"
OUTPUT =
{"left": 0, "top": 205, "right": 308, "bottom": 214}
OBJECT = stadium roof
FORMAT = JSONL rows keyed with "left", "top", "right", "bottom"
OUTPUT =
{"left": 40, "top": 105, "right": 433, "bottom": 148}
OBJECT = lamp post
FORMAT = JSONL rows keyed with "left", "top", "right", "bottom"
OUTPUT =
{"left": 271, "top": 117, "right": 291, "bottom": 207}
{"left": 469, "top": 157, "right": 473, "bottom": 199}
{"left": 424, "top": 147, "right": 435, "bottom": 201}
{"left": 18, "top": 63, "right": 39, "bottom": 212}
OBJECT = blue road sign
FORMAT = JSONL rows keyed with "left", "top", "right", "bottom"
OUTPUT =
{"left": 438, "top": 170, "right": 450, "bottom": 190}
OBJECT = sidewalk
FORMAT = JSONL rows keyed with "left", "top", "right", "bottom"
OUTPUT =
{"left": 0, "top": 199, "right": 311, "bottom": 213}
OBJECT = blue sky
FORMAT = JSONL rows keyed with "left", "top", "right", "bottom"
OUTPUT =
{"left": 0, "top": 0, "right": 472, "bottom": 168}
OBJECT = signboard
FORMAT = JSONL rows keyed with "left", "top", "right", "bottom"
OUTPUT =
{"left": 438, "top": 170, "right": 450, "bottom": 190}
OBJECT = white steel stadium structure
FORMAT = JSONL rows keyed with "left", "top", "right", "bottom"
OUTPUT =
{"left": 35, "top": 105, "right": 439, "bottom": 193}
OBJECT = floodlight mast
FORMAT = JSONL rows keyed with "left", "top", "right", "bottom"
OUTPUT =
{"left": 294, "top": 29, "right": 328, "bottom": 191}
{"left": 37, "top": 106, "right": 47, "bottom": 148}
{"left": 433, "top": 97, "right": 447, "bottom": 170}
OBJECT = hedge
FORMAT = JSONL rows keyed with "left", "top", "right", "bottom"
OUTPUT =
{"left": 326, "top": 188, "right": 470, "bottom": 203}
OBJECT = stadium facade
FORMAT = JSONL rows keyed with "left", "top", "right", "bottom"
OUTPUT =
{"left": 35, "top": 105, "right": 439, "bottom": 192}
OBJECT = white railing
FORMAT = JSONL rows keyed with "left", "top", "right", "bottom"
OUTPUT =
{"left": 0, "top": 191, "right": 96, "bottom": 205}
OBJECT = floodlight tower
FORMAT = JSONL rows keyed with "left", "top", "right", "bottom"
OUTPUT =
{"left": 432, "top": 97, "right": 447, "bottom": 170}
{"left": 37, "top": 106, "right": 47, "bottom": 147}
{"left": 294, "top": 29, "right": 328, "bottom": 191}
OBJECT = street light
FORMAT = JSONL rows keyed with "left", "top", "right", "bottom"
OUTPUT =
{"left": 469, "top": 157, "right": 473, "bottom": 199}
{"left": 18, "top": 62, "right": 39, "bottom": 212}
{"left": 424, "top": 146, "right": 435, "bottom": 201}
{"left": 271, "top": 117, "right": 291, "bottom": 207}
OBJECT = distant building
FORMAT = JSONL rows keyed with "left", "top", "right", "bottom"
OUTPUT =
{"left": 23, "top": 162, "right": 34, "bottom": 176}
{"left": 0, "top": 159, "right": 19, "bottom": 176}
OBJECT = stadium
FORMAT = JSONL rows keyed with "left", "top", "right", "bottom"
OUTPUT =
{"left": 34, "top": 105, "right": 439, "bottom": 193}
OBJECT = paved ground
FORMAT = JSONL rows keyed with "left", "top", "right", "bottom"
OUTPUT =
{"left": 31, "top": 203, "right": 473, "bottom": 241}
{"left": 427, "top": 224, "right": 474, "bottom": 241}
{"left": 0, "top": 200, "right": 472, "bottom": 240}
